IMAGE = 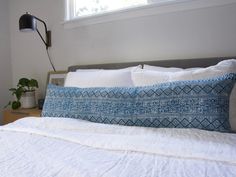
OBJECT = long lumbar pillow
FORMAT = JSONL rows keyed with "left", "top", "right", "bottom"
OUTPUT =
{"left": 42, "top": 73, "right": 236, "bottom": 132}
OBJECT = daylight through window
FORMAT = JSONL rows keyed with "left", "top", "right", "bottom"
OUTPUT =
{"left": 66, "top": 0, "right": 177, "bottom": 20}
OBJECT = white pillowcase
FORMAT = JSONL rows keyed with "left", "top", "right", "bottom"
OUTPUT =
{"left": 144, "top": 64, "right": 201, "bottom": 72}
{"left": 133, "top": 59, "right": 236, "bottom": 85}
{"left": 143, "top": 65, "right": 183, "bottom": 72}
{"left": 131, "top": 69, "right": 172, "bottom": 86}
{"left": 132, "top": 59, "right": 236, "bottom": 131}
{"left": 64, "top": 65, "right": 141, "bottom": 88}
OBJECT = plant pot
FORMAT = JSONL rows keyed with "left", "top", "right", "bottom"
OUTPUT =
{"left": 21, "top": 91, "right": 36, "bottom": 108}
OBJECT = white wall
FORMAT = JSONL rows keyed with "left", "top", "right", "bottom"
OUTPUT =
{"left": 9, "top": 0, "right": 236, "bottom": 97}
{"left": 0, "top": 0, "right": 12, "bottom": 122}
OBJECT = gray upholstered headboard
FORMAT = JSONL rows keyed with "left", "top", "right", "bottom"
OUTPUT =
{"left": 68, "top": 57, "right": 235, "bottom": 71}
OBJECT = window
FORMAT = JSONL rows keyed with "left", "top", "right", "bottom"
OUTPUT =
{"left": 66, "top": 0, "right": 177, "bottom": 20}
{"left": 64, "top": 0, "right": 234, "bottom": 28}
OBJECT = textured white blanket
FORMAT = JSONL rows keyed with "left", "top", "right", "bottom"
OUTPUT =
{"left": 1, "top": 117, "right": 236, "bottom": 164}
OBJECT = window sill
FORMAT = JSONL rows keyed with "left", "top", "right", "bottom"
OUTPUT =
{"left": 62, "top": 0, "right": 236, "bottom": 29}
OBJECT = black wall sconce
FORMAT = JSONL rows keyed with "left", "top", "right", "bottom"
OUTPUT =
{"left": 19, "top": 12, "right": 56, "bottom": 71}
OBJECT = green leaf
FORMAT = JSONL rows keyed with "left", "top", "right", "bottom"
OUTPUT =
{"left": 18, "top": 78, "right": 30, "bottom": 87}
{"left": 29, "top": 79, "right": 39, "bottom": 89}
{"left": 15, "top": 87, "right": 23, "bottom": 100}
{"left": 12, "top": 101, "right": 21, "bottom": 110}
{"left": 9, "top": 88, "right": 17, "bottom": 92}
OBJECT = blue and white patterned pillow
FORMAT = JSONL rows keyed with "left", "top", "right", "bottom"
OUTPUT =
{"left": 42, "top": 73, "right": 236, "bottom": 132}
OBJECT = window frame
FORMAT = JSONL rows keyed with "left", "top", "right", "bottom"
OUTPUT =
{"left": 63, "top": 0, "right": 236, "bottom": 28}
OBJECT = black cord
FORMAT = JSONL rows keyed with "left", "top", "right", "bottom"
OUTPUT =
{"left": 46, "top": 48, "right": 56, "bottom": 72}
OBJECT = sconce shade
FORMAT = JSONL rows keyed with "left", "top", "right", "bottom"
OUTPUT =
{"left": 19, "top": 13, "right": 36, "bottom": 32}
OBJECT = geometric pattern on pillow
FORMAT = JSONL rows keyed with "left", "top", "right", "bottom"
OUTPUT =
{"left": 42, "top": 73, "right": 236, "bottom": 132}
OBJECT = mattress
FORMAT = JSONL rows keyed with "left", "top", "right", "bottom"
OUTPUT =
{"left": 0, "top": 117, "right": 236, "bottom": 177}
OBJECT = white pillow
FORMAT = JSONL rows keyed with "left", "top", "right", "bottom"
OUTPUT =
{"left": 65, "top": 66, "right": 141, "bottom": 88}
{"left": 132, "top": 59, "right": 236, "bottom": 131}
{"left": 131, "top": 68, "right": 172, "bottom": 86}
{"left": 143, "top": 64, "right": 183, "bottom": 72}
{"left": 144, "top": 64, "right": 201, "bottom": 72}
{"left": 133, "top": 59, "right": 236, "bottom": 84}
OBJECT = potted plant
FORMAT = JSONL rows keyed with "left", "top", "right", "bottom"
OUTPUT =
{"left": 6, "top": 78, "right": 39, "bottom": 109}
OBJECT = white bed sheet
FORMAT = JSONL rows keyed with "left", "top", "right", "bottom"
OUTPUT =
{"left": 0, "top": 117, "right": 236, "bottom": 177}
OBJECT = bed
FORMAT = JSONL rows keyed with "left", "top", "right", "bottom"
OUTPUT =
{"left": 0, "top": 57, "right": 236, "bottom": 177}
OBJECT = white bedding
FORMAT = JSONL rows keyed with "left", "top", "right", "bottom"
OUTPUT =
{"left": 0, "top": 117, "right": 236, "bottom": 177}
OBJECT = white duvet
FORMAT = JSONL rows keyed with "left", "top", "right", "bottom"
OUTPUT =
{"left": 0, "top": 117, "right": 236, "bottom": 177}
